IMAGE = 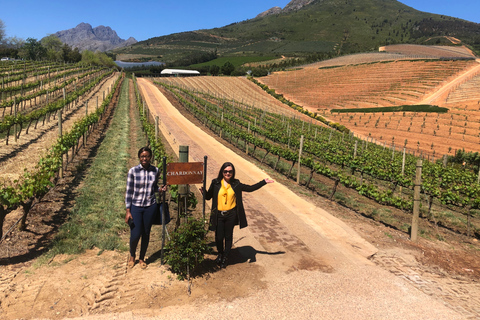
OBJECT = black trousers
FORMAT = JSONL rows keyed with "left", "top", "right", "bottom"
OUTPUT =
{"left": 215, "top": 210, "right": 236, "bottom": 258}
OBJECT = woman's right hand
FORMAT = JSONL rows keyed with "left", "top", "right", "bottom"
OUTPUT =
{"left": 125, "top": 208, "right": 132, "bottom": 224}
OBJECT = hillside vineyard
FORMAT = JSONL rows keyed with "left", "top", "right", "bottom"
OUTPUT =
{"left": 258, "top": 59, "right": 480, "bottom": 158}
{"left": 152, "top": 75, "right": 479, "bottom": 239}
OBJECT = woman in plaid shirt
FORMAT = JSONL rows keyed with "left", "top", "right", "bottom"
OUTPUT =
{"left": 125, "top": 147, "right": 166, "bottom": 269}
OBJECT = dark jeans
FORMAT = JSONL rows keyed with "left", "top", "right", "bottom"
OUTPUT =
{"left": 129, "top": 203, "right": 157, "bottom": 260}
{"left": 215, "top": 210, "right": 236, "bottom": 258}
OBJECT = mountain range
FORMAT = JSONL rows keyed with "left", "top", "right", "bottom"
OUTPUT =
{"left": 54, "top": 23, "right": 137, "bottom": 52}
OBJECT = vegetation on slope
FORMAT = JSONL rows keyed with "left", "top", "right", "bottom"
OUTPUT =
{"left": 114, "top": 0, "right": 480, "bottom": 65}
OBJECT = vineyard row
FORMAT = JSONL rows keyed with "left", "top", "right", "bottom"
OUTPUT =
{"left": 0, "top": 73, "right": 123, "bottom": 241}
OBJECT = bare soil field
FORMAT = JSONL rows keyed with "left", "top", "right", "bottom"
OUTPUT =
{"left": 260, "top": 60, "right": 476, "bottom": 111}
{"left": 327, "top": 109, "right": 480, "bottom": 157}
{"left": 258, "top": 58, "right": 480, "bottom": 157}
{"left": 381, "top": 44, "right": 476, "bottom": 59}
{"left": 303, "top": 52, "right": 428, "bottom": 68}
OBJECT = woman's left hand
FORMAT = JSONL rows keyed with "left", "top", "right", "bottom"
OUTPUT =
{"left": 265, "top": 178, "right": 274, "bottom": 184}
{"left": 159, "top": 185, "right": 168, "bottom": 192}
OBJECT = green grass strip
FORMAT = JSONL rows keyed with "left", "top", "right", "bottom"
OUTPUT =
{"left": 45, "top": 79, "right": 133, "bottom": 258}
{"left": 330, "top": 105, "right": 449, "bottom": 113}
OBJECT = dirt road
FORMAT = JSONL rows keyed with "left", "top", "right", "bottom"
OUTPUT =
{"left": 129, "top": 78, "right": 465, "bottom": 319}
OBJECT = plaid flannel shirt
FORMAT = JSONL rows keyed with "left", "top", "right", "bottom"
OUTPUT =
{"left": 125, "top": 164, "right": 159, "bottom": 209}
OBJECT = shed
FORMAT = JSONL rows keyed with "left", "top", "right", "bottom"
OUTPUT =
{"left": 160, "top": 69, "right": 200, "bottom": 76}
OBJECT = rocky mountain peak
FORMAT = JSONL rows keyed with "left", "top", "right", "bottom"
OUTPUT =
{"left": 283, "top": 0, "right": 315, "bottom": 12}
{"left": 257, "top": 0, "right": 315, "bottom": 18}
{"left": 256, "top": 6, "right": 283, "bottom": 18}
{"left": 54, "top": 23, "right": 137, "bottom": 52}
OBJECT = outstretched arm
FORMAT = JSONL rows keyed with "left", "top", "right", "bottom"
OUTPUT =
{"left": 242, "top": 178, "right": 274, "bottom": 192}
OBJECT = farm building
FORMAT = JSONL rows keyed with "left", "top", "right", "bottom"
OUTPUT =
{"left": 160, "top": 69, "right": 200, "bottom": 76}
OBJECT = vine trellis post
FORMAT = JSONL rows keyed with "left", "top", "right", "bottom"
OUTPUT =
{"left": 411, "top": 160, "right": 423, "bottom": 242}
{"left": 59, "top": 110, "right": 63, "bottom": 178}
{"left": 297, "top": 135, "right": 304, "bottom": 184}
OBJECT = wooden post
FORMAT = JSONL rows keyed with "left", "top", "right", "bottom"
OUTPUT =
{"left": 59, "top": 111, "right": 63, "bottom": 178}
{"left": 220, "top": 112, "right": 223, "bottom": 138}
{"left": 411, "top": 160, "right": 423, "bottom": 242}
{"left": 297, "top": 135, "right": 304, "bottom": 184}
{"left": 178, "top": 146, "right": 189, "bottom": 227}
{"left": 14, "top": 99, "right": 17, "bottom": 143}
{"left": 161, "top": 156, "right": 167, "bottom": 264}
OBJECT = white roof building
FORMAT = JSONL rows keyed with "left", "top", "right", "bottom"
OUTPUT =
{"left": 160, "top": 69, "right": 200, "bottom": 76}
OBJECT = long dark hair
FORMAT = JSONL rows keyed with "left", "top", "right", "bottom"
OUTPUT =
{"left": 138, "top": 146, "right": 152, "bottom": 158}
{"left": 216, "top": 162, "right": 235, "bottom": 181}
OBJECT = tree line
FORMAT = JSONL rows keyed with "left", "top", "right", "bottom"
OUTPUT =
{"left": 0, "top": 19, "right": 116, "bottom": 67}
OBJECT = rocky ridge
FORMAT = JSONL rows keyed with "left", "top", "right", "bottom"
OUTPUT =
{"left": 54, "top": 23, "right": 137, "bottom": 52}
{"left": 257, "top": 0, "right": 314, "bottom": 18}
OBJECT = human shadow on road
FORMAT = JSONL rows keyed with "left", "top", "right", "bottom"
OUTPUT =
{"left": 229, "top": 245, "right": 285, "bottom": 266}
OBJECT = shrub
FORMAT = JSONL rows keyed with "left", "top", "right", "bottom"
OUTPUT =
{"left": 164, "top": 218, "right": 212, "bottom": 280}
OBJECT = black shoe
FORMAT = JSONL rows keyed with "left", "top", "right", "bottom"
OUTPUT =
{"left": 220, "top": 257, "right": 228, "bottom": 268}
{"left": 215, "top": 254, "right": 223, "bottom": 265}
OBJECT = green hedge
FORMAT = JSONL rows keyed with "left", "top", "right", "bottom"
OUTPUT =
{"left": 331, "top": 105, "right": 448, "bottom": 114}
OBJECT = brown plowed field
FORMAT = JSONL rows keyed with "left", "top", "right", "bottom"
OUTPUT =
{"left": 257, "top": 58, "right": 480, "bottom": 157}
{"left": 380, "top": 44, "right": 475, "bottom": 59}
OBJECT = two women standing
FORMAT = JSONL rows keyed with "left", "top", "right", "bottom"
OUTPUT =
{"left": 125, "top": 148, "right": 273, "bottom": 270}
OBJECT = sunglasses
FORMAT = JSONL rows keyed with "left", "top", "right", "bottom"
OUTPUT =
{"left": 223, "top": 170, "right": 233, "bottom": 174}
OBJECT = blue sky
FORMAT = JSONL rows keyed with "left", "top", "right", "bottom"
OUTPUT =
{"left": 1, "top": 0, "right": 479, "bottom": 42}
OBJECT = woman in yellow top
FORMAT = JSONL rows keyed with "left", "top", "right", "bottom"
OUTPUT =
{"left": 202, "top": 162, "right": 274, "bottom": 268}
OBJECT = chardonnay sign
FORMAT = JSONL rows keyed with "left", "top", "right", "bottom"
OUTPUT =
{"left": 166, "top": 162, "right": 203, "bottom": 185}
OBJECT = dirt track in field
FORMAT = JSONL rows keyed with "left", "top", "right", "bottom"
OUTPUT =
{"left": 1, "top": 77, "right": 479, "bottom": 320}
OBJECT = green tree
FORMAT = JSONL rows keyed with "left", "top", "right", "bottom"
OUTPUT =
{"left": 21, "top": 38, "right": 46, "bottom": 61}
{"left": 41, "top": 35, "right": 63, "bottom": 61}
{"left": 221, "top": 61, "right": 235, "bottom": 75}
{"left": 81, "top": 50, "right": 116, "bottom": 67}
{"left": 97, "top": 52, "right": 116, "bottom": 67}
{"left": 5, "top": 36, "right": 24, "bottom": 49}
{"left": 61, "top": 44, "right": 81, "bottom": 63}
{"left": 0, "top": 19, "right": 6, "bottom": 45}
{"left": 0, "top": 35, "right": 23, "bottom": 59}
{"left": 209, "top": 64, "right": 220, "bottom": 76}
